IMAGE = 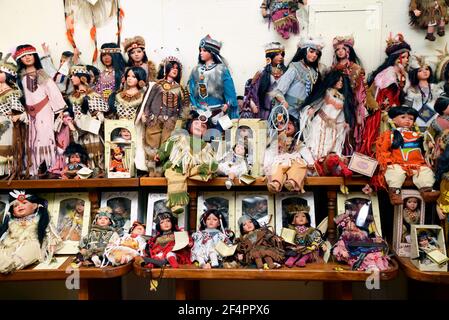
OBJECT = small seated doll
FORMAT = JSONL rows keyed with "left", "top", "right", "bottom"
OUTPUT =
{"left": 109, "top": 145, "right": 127, "bottom": 173}
{"left": 105, "top": 221, "right": 147, "bottom": 266}
{"left": 0, "top": 190, "right": 62, "bottom": 273}
{"left": 191, "top": 209, "right": 234, "bottom": 269}
{"left": 143, "top": 210, "right": 192, "bottom": 268}
{"left": 284, "top": 205, "right": 327, "bottom": 268}
{"left": 61, "top": 142, "right": 89, "bottom": 179}
{"left": 416, "top": 230, "right": 443, "bottom": 265}
{"left": 376, "top": 106, "right": 440, "bottom": 205}
{"left": 401, "top": 197, "right": 421, "bottom": 243}
{"left": 217, "top": 142, "right": 249, "bottom": 189}
{"left": 235, "top": 215, "right": 284, "bottom": 269}
{"left": 76, "top": 207, "right": 120, "bottom": 267}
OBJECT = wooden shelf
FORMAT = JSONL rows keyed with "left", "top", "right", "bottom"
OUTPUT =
{"left": 395, "top": 256, "right": 449, "bottom": 284}
{"left": 133, "top": 260, "right": 398, "bottom": 282}
{"left": 0, "top": 178, "right": 139, "bottom": 190}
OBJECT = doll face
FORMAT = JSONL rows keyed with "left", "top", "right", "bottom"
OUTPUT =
{"left": 417, "top": 67, "right": 431, "bottom": 81}
{"left": 335, "top": 44, "right": 348, "bottom": 60}
{"left": 190, "top": 119, "right": 207, "bottom": 137}
{"left": 114, "top": 152, "right": 123, "bottom": 160}
{"left": 272, "top": 52, "right": 284, "bottom": 65}
{"left": 306, "top": 48, "right": 318, "bottom": 63}
{"left": 293, "top": 212, "right": 308, "bottom": 226}
{"left": 159, "top": 218, "right": 172, "bottom": 232}
{"left": 12, "top": 200, "right": 38, "bottom": 218}
{"left": 200, "top": 48, "right": 213, "bottom": 63}
{"left": 126, "top": 70, "right": 138, "bottom": 88}
{"left": 120, "top": 128, "right": 131, "bottom": 140}
{"left": 101, "top": 54, "right": 113, "bottom": 67}
{"left": 130, "top": 48, "right": 144, "bottom": 63}
{"left": 96, "top": 216, "right": 111, "bottom": 227}
{"left": 205, "top": 213, "right": 220, "bottom": 229}
{"left": 71, "top": 74, "right": 81, "bottom": 86}
{"left": 395, "top": 52, "right": 409, "bottom": 67}
{"left": 242, "top": 220, "right": 255, "bottom": 233}
{"left": 418, "top": 237, "right": 429, "bottom": 247}
{"left": 234, "top": 144, "right": 246, "bottom": 156}
{"left": 131, "top": 225, "right": 145, "bottom": 236}
{"left": 168, "top": 63, "right": 179, "bottom": 79}
{"left": 334, "top": 77, "right": 343, "bottom": 90}
{"left": 286, "top": 120, "right": 296, "bottom": 136}
{"left": 0, "top": 71, "right": 6, "bottom": 83}
{"left": 405, "top": 197, "right": 418, "bottom": 211}
{"left": 75, "top": 201, "right": 84, "bottom": 214}
{"left": 70, "top": 153, "right": 81, "bottom": 164}
{"left": 392, "top": 114, "right": 414, "bottom": 128}
{"left": 20, "top": 54, "right": 35, "bottom": 67}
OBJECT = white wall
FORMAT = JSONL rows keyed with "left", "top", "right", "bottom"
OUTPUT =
{"left": 0, "top": 0, "right": 448, "bottom": 94}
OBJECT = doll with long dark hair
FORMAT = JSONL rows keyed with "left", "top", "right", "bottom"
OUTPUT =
{"left": 0, "top": 53, "right": 28, "bottom": 178}
{"left": 67, "top": 65, "right": 109, "bottom": 176}
{"left": 242, "top": 42, "right": 287, "bottom": 119}
{"left": 272, "top": 36, "right": 323, "bottom": 119}
{"left": 14, "top": 44, "right": 67, "bottom": 177}
{"left": 95, "top": 43, "right": 125, "bottom": 102}
{"left": 332, "top": 36, "right": 369, "bottom": 153}
{"left": 191, "top": 209, "right": 234, "bottom": 268}
{"left": 141, "top": 56, "right": 190, "bottom": 176}
{"left": 0, "top": 190, "right": 61, "bottom": 273}
{"left": 359, "top": 34, "right": 411, "bottom": 156}
{"left": 60, "top": 142, "right": 89, "bottom": 179}
{"left": 299, "top": 70, "right": 356, "bottom": 160}
{"left": 123, "top": 36, "right": 157, "bottom": 83}
{"left": 188, "top": 35, "right": 238, "bottom": 124}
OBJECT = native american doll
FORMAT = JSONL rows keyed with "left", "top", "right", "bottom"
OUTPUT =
{"left": 401, "top": 197, "right": 421, "bottom": 243}
{"left": 359, "top": 34, "right": 411, "bottom": 157}
{"left": 76, "top": 207, "right": 120, "bottom": 267}
{"left": 68, "top": 65, "right": 109, "bottom": 176}
{"left": 95, "top": 43, "right": 126, "bottom": 102}
{"left": 141, "top": 56, "right": 190, "bottom": 177}
{"left": 242, "top": 42, "right": 287, "bottom": 120}
{"left": 299, "top": 70, "right": 356, "bottom": 160}
{"left": 409, "top": 0, "right": 449, "bottom": 41}
{"left": 260, "top": 0, "right": 305, "bottom": 39}
{"left": 235, "top": 215, "right": 284, "bottom": 269}
{"left": 0, "top": 54, "right": 28, "bottom": 178}
{"left": 405, "top": 55, "right": 444, "bottom": 130}
{"left": 188, "top": 35, "right": 238, "bottom": 126}
{"left": 156, "top": 111, "right": 218, "bottom": 215}
{"left": 425, "top": 96, "right": 449, "bottom": 167}
{"left": 15, "top": 44, "right": 67, "bottom": 177}
{"left": 0, "top": 191, "right": 61, "bottom": 273}
{"left": 191, "top": 210, "right": 233, "bottom": 268}
{"left": 217, "top": 141, "right": 249, "bottom": 189}
{"left": 435, "top": 144, "right": 449, "bottom": 225}
{"left": 57, "top": 199, "right": 84, "bottom": 242}
{"left": 123, "top": 36, "right": 157, "bottom": 83}
{"left": 273, "top": 36, "right": 323, "bottom": 119}
{"left": 376, "top": 106, "right": 440, "bottom": 205}
{"left": 332, "top": 36, "right": 370, "bottom": 154}
{"left": 284, "top": 205, "right": 327, "bottom": 267}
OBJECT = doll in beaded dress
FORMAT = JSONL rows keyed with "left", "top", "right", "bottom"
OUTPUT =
{"left": 95, "top": 43, "right": 125, "bottom": 102}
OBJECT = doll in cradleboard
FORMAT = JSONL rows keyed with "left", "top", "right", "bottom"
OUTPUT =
{"left": 217, "top": 142, "right": 249, "bottom": 189}
{"left": 0, "top": 190, "right": 62, "bottom": 273}
{"left": 401, "top": 197, "right": 421, "bottom": 243}
{"left": 376, "top": 106, "right": 440, "bottom": 205}
{"left": 409, "top": 0, "right": 449, "bottom": 41}
{"left": 105, "top": 221, "right": 147, "bottom": 266}
{"left": 191, "top": 209, "right": 234, "bottom": 269}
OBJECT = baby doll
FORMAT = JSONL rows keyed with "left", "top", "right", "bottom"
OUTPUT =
{"left": 376, "top": 106, "right": 439, "bottom": 205}
{"left": 191, "top": 210, "right": 234, "bottom": 269}
{"left": 409, "top": 0, "right": 448, "bottom": 41}
{"left": 217, "top": 142, "right": 249, "bottom": 189}
{"left": 0, "top": 190, "right": 61, "bottom": 273}
{"left": 76, "top": 207, "right": 120, "bottom": 267}
{"left": 109, "top": 145, "right": 128, "bottom": 173}
{"left": 143, "top": 210, "right": 192, "bottom": 268}
{"left": 60, "top": 142, "right": 89, "bottom": 179}
{"left": 284, "top": 205, "right": 327, "bottom": 268}
{"left": 105, "top": 221, "right": 147, "bottom": 266}
{"left": 235, "top": 215, "right": 284, "bottom": 269}
{"left": 401, "top": 197, "right": 421, "bottom": 243}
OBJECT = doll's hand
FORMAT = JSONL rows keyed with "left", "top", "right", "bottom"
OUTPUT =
{"left": 41, "top": 43, "right": 50, "bottom": 55}
{"left": 307, "top": 108, "right": 315, "bottom": 117}
{"left": 427, "top": 141, "right": 435, "bottom": 150}
{"left": 436, "top": 205, "right": 447, "bottom": 220}
{"left": 154, "top": 154, "right": 160, "bottom": 162}
{"left": 250, "top": 99, "right": 259, "bottom": 114}
{"left": 321, "top": 244, "right": 328, "bottom": 252}
{"left": 73, "top": 47, "right": 81, "bottom": 64}
{"left": 282, "top": 100, "right": 289, "bottom": 109}
{"left": 413, "top": 9, "right": 421, "bottom": 17}
{"left": 11, "top": 115, "right": 21, "bottom": 123}
{"left": 222, "top": 104, "right": 229, "bottom": 113}
{"left": 142, "top": 114, "right": 147, "bottom": 123}
{"left": 49, "top": 245, "right": 56, "bottom": 255}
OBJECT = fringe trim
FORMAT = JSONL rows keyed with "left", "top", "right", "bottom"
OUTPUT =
{"left": 167, "top": 192, "right": 189, "bottom": 208}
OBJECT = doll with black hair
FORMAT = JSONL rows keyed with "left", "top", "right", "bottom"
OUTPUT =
{"left": 217, "top": 142, "right": 249, "bottom": 189}
{"left": 123, "top": 36, "right": 157, "bottom": 83}
{"left": 284, "top": 205, "right": 327, "bottom": 267}
{"left": 60, "top": 142, "right": 89, "bottom": 179}
{"left": 416, "top": 230, "right": 443, "bottom": 264}
{"left": 109, "top": 145, "right": 127, "bottom": 173}
{"left": 141, "top": 56, "right": 190, "bottom": 176}
{"left": 235, "top": 215, "right": 284, "bottom": 269}
{"left": 188, "top": 35, "right": 239, "bottom": 125}
{"left": 425, "top": 96, "right": 449, "bottom": 166}
{"left": 409, "top": 0, "right": 449, "bottom": 41}
{"left": 359, "top": 34, "right": 412, "bottom": 156}
{"left": 376, "top": 106, "right": 439, "bottom": 205}
{"left": 76, "top": 206, "right": 120, "bottom": 267}
{"left": 242, "top": 42, "right": 287, "bottom": 119}
{"left": 299, "top": 70, "right": 356, "bottom": 159}
{"left": 67, "top": 65, "right": 109, "bottom": 175}
{"left": 86, "top": 65, "right": 100, "bottom": 88}
{"left": 405, "top": 55, "right": 443, "bottom": 129}
{"left": 273, "top": 36, "right": 323, "bottom": 119}
{"left": 401, "top": 197, "right": 421, "bottom": 243}
{"left": 0, "top": 53, "right": 28, "bottom": 178}
{"left": 95, "top": 43, "right": 126, "bottom": 102}
{"left": 0, "top": 190, "right": 61, "bottom": 273}
{"left": 14, "top": 44, "right": 67, "bottom": 177}
{"left": 260, "top": 0, "right": 305, "bottom": 39}
{"left": 191, "top": 209, "right": 234, "bottom": 269}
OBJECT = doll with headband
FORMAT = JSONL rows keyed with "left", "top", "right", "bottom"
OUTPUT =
{"left": 235, "top": 215, "right": 284, "bottom": 269}
{"left": 95, "top": 43, "right": 126, "bottom": 102}
{"left": 401, "top": 197, "right": 421, "bottom": 243}
{"left": 284, "top": 205, "right": 327, "bottom": 267}
{"left": 0, "top": 190, "right": 61, "bottom": 273}
{"left": 60, "top": 142, "right": 89, "bottom": 179}
{"left": 0, "top": 53, "right": 28, "bottom": 178}
{"left": 105, "top": 221, "right": 147, "bottom": 266}
{"left": 76, "top": 207, "right": 120, "bottom": 267}
{"left": 191, "top": 209, "right": 234, "bottom": 269}
{"left": 409, "top": 0, "right": 449, "bottom": 41}
{"left": 376, "top": 106, "right": 440, "bottom": 205}
{"left": 123, "top": 36, "right": 157, "bottom": 84}
{"left": 141, "top": 55, "right": 190, "bottom": 176}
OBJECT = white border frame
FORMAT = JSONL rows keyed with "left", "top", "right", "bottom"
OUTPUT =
{"left": 146, "top": 193, "right": 186, "bottom": 236}
{"left": 101, "top": 191, "right": 139, "bottom": 235}
{"left": 196, "top": 191, "right": 236, "bottom": 232}
{"left": 274, "top": 192, "right": 316, "bottom": 235}
{"left": 0, "top": 194, "right": 10, "bottom": 224}
{"left": 235, "top": 191, "right": 274, "bottom": 236}
{"left": 411, "top": 225, "right": 448, "bottom": 272}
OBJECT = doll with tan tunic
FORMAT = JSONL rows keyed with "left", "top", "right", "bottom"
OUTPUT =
{"left": 0, "top": 190, "right": 61, "bottom": 273}
{"left": 409, "top": 0, "right": 449, "bottom": 41}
